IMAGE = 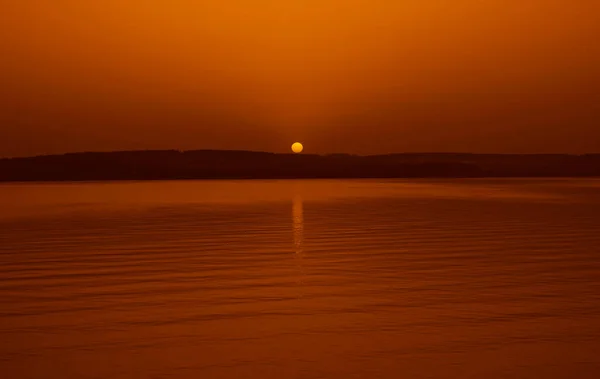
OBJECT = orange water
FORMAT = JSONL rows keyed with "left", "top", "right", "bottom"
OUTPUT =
{"left": 1, "top": 179, "right": 600, "bottom": 378}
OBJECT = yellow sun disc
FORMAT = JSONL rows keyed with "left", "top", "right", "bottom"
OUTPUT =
{"left": 291, "top": 142, "right": 303, "bottom": 153}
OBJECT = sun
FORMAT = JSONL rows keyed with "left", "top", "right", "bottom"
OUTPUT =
{"left": 291, "top": 142, "right": 303, "bottom": 154}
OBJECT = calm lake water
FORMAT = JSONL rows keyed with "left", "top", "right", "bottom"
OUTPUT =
{"left": 1, "top": 179, "right": 600, "bottom": 378}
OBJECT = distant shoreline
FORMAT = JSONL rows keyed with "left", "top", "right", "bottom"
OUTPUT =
{"left": 2, "top": 177, "right": 600, "bottom": 186}
{"left": 1, "top": 150, "right": 599, "bottom": 182}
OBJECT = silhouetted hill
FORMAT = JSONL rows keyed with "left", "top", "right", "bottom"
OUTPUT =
{"left": 1, "top": 150, "right": 599, "bottom": 181}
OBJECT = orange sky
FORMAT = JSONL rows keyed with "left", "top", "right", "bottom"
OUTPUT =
{"left": 1, "top": 0, "right": 599, "bottom": 157}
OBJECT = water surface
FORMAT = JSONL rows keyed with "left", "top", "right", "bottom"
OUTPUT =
{"left": 1, "top": 179, "right": 600, "bottom": 378}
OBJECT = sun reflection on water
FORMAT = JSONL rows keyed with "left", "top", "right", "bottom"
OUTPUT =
{"left": 292, "top": 195, "right": 305, "bottom": 296}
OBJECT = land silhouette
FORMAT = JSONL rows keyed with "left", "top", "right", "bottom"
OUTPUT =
{"left": 1, "top": 150, "right": 599, "bottom": 182}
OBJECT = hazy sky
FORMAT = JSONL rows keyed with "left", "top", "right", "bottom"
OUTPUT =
{"left": 1, "top": 0, "right": 599, "bottom": 157}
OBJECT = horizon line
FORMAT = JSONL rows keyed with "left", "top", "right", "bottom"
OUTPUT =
{"left": 2, "top": 149, "right": 600, "bottom": 160}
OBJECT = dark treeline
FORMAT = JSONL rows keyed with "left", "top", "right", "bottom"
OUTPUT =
{"left": 1, "top": 150, "right": 600, "bottom": 181}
